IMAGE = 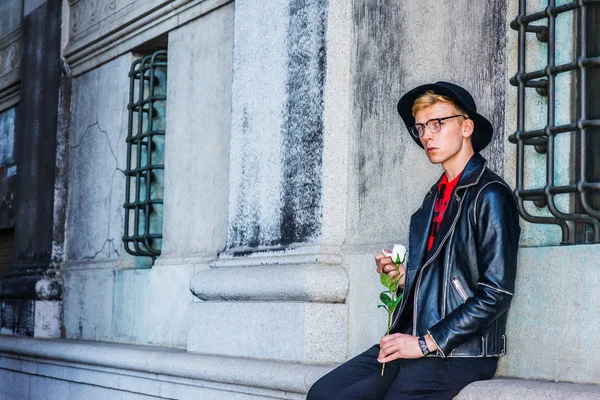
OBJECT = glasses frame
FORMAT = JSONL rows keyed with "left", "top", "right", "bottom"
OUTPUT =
{"left": 410, "top": 114, "right": 467, "bottom": 139}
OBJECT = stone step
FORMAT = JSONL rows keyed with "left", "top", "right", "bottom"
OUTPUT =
{"left": 457, "top": 378, "right": 600, "bottom": 400}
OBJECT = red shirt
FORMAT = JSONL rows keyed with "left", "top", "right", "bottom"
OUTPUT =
{"left": 426, "top": 172, "right": 463, "bottom": 253}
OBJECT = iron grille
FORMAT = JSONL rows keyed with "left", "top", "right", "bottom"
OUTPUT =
{"left": 123, "top": 50, "right": 167, "bottom": 260}
{"left": 509, "top": 0, "right": 600, "bottom": 244}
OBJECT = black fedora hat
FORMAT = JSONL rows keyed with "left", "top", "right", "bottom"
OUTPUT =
{"left": 397, "top": 81, "right": 493, "bottom": 152}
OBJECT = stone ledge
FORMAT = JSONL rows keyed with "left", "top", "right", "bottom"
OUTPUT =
{"left": 456, "top": 378, "right": 600, "bottom": 400}
{"left": 0, "top": 335, "right": 334, "bottom": 395}
{"left": 190, "top": 264, "right": 348, "bottom": 302}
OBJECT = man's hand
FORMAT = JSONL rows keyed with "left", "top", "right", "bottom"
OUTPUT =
{"left": 377, "top": 333, "right": 422, "bottom": 363}
{"left": 375, "top": 251, "right": 406, "bottom": 287}
{"left": 377, "top": 333, "right": 438, "bottom": 363}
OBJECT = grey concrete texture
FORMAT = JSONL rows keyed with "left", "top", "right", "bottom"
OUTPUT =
{"left": 348, "top": 1, "right": 508, "bottom": 248}
{"left": 63, "top": 264, "right": 194, "bottom": 348}
{"left": 188, "top": 301, "right": 347, "bottom": 363}
{"left": 66, "top": 53, "right": 132, "bottom": 262}
{"left": 190, "top": 264, "right": 348, "bottom": 302}
{"left": 457, "top": 378, "right": 600, "bottom": 400}
{"left": 160, "top": 3, "right": 233, "bottom": 261}
{"left": 0, "top": 0, "right": 22, "bottom": 37}
{"left": 345, "top": 252, "right": 390, "bottom": 357}
{"left": 227, "top": 0, "right": 327, "bottom": 250}
{"left": 497, "top": 245, "right": 600, "bottom": 385}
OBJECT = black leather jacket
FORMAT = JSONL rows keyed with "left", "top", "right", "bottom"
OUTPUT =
{"left": 390, "top": 153, "right": 520, "bottom": 357}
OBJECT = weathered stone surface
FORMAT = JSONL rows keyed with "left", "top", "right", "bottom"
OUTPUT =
{"left": 33, "top": 300, "right": 61, "bottom": 338}
{"left": 190, "top": 264, "right": 348, "bottom": 302}
{"left": 497, "top": 245, "right": 600, "bottom": 385}
{"left": 348, "top": 0, "right": 508, "bottom": 248}
{"left": 66, "top": 53, "right": 132, "bottom": 263}
{"left": 112, "top": 264, "right": 194, "bottom": 348}
{"left": 0, "top": 336, "right": 334, "bottom": 397}
{"left": 227, "top": 0, "right": 327, "bottom": 250}
{"left": 63, "top": 268, "right": 114, "bottom": 341}
{"left": 159, "top": 2, "right": 233, "bottom": 261}
{"left": 13, "top": 0, "right": 61, "bottom": 270}
{"left": 64, "top": 0, "right": 231, "bottom": 77}
{"left": 457, "top": 378, "right": 600, "bottom": 400}
{"left": 188, "top": 301, "right": 347, "bottom": 363}
{"left": 345, "top": 251, "right": 389, "bottom": 357}
{"left": 0, "top": 0, "right": 22, "bottom": 37}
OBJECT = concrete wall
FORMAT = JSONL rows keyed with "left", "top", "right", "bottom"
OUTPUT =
{"left": 63, "top": 2, "right": 235, "bottom": 349}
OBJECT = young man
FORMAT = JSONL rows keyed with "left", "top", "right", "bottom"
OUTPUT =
{"left": 307, "top": 82, "right": 520, "bottom": 399}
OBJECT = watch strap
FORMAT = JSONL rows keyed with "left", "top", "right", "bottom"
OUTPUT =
{"left": 418, "top": 335, "right": 430, "bottom": 356}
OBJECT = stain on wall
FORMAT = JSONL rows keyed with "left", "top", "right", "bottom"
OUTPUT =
{"left": 228, "top": 0, "right": 328, "bottom": 250}
{"left": 280, "top": 0, "right": 327, "bottom": 246}
{"left": 348, "top": 0, "right": 508, "bottom": 245}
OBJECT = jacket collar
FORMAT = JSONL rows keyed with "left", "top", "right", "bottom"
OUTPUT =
{"left": 408, "top": 153, "right": 488, "bottom": 270}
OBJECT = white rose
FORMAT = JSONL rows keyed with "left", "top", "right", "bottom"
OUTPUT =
{"left": 383, "top": 244, "right": 407, "bottom": 264}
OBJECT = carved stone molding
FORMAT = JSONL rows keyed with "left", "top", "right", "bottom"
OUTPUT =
{"left": 64, "top": 0, "right": 231, "bottom": 77}
{"left": 0, "top": 27, "right": 22, "bottom": 110}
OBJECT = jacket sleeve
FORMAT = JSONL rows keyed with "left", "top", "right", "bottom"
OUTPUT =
{"left": 427, "top": 182, "right": 521, "bottom": 357}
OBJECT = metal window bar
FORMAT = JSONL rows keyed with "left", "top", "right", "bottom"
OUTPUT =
{"left": 123, "top": 50, "right": 167, "bottom": 260}
{"left": 509, "top": 0, "right": 600, "bottom": 244}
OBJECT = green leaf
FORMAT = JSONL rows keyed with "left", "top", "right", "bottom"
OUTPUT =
{"left": 378, "top": 304, "right": 388, "bottom": 311}
{"left": 390, "top": 280, "right": 398, "bottom": 293}
{"left": 380, "top": 273, "right": 393, "bottom": 288}
{"left": 393, "top": 294, "right": 403, "bottom": 307}
{"left": 380, "top": 292, "right": 393, "bottom": 307}
{"left": 394, "top": 254, "right": 401, "bottom": 264}
{"left": 388, "top": 304, "right": 397, "bottom": 313}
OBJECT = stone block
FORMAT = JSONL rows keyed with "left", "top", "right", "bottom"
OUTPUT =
{"left": 160, "top": 2, "right": 233, "bottom": 260}
{"left": 457, "top": 378, "right": 600, "bottom": 400}
{"left": 497, "top": 245, "right": 600, "bottom": 385}
{"left": 188, "top": 301, "right": 347, "bottom": 363}
{"left": 346, "top": 252, "right": 389, "bottom": 357}
{"left": 190, "top": 264, "right": 348, "bottom": 302}
{"left": 227, "top": 0, "right": 328, "bottom": 249}
{"left": 66, "top": 53, "right": 132, "bottom": 262}
{"left": 112, "top": 264, "right": 194, "bottom": 348}
{"left": 0, "top": 0, "right": 22, "bottom": 37}
{"left": 33, "top": 300, "right": 61, "bottom": 338}
{"left": 0, "top": 368, "right": 29, "bottom": 399}
{"left": 29, "top": 375, "right": 70, "bottom": 400}
{"left": 63, "top": 268, "right": 114, "bottom": 341}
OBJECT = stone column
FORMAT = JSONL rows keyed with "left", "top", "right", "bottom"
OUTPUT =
{"left": 0, "top": 0, "right": 63, "bottom": 338}
{"left": 188, "top": 0, "right": 353, "bottom": 381}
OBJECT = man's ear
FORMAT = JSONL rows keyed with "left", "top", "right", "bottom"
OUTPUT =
{"left": 462, "top": 119, "right": 474, "bottom": 138}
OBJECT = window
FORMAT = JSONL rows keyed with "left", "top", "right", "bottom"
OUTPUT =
{"left": 510, "top": 1, "right": 600, "bottom": 244}
{"left": 123, "top": 50, "right": 167, "bottom": 260}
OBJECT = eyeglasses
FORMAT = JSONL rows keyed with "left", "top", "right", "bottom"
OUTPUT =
{"left": 410, "top": 114, "right": 467, "bottom": 139}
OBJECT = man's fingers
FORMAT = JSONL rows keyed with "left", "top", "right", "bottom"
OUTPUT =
{"left": 377, "top": 352, "right": 400, "bottom": 364}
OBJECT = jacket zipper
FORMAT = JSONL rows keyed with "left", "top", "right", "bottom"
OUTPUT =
{"left": 411, "top": 203, "right": 463, "bottom": 336}
{"left": 389, "top": 189, "right": 434, "bottom": 331}
{"left": 452, "top": 277, "right": 468, "bottom": 302}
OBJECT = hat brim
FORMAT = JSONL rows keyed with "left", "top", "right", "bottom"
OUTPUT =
{"left": 397, "top": 83, "right": 493, "bottom": 152}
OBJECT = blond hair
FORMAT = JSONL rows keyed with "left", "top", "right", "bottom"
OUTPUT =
{"left": 412, "top": 90, "right": 467, "bottom": 117}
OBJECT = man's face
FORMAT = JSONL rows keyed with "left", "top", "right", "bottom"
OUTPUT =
{"left": 414, "top": 102, "right": 473, "bottom": 165}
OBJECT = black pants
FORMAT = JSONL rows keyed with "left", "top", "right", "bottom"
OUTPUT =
{"left": 307, "top": 345, "right": 497, "bottom": 400}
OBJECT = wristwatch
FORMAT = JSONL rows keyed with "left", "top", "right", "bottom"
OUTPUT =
{"left": 418, "top": 336, "right": 430, "bottom": 356}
